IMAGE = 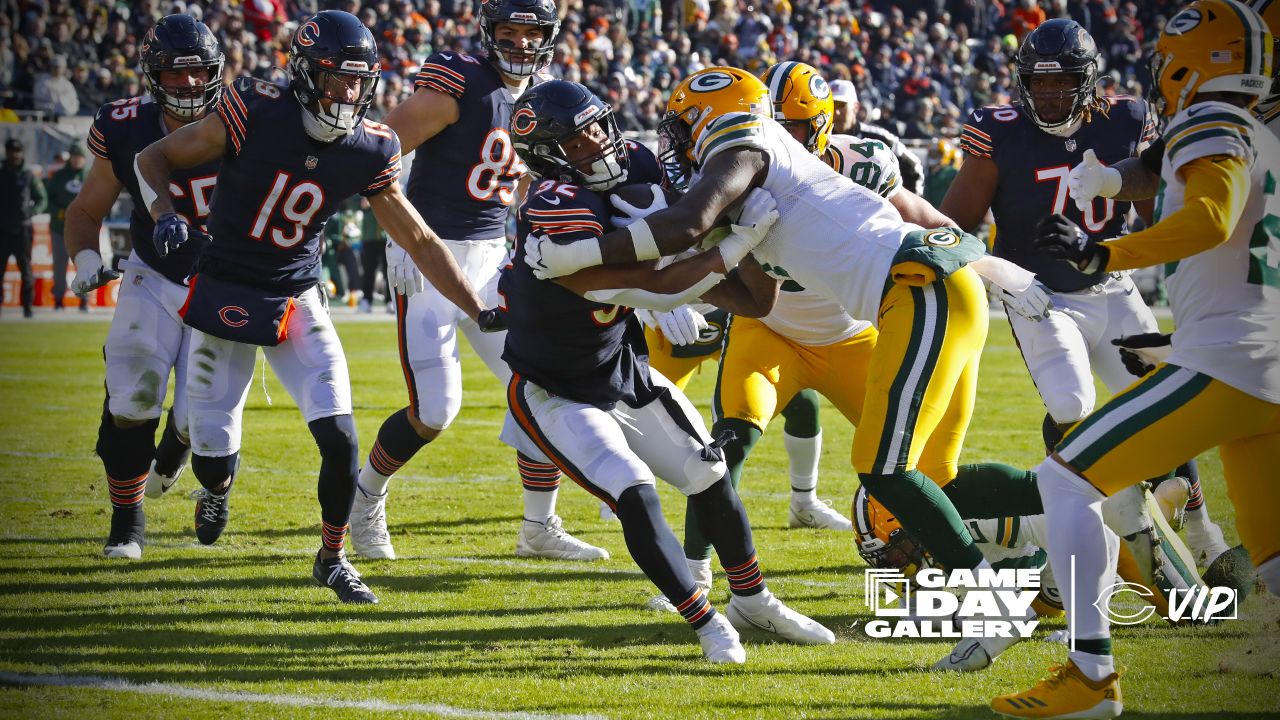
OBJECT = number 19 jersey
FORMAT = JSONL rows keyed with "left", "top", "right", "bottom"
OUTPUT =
{"left": 1157, "top": 101, "right": 1280, "bottom": 403}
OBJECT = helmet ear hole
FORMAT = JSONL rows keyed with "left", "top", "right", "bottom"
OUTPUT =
{"left": 1171, "top": 67, "right": 1188, "bottom": 82}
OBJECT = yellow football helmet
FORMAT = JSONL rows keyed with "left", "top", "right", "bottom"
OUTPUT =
{"left": 1246, "top": 0, "right": 1280, "bottom": 122}
{"left": 658, "top": 67, "right": 770, "bottom": 178}
{"left": 760, "top": 61, "right": 835, "bottom": 155}
{"left": 852, "top": 484, "right": 935, "bottom": 577}
{"left": 1151, "top": 0, "right": 1274, "bottom": 118}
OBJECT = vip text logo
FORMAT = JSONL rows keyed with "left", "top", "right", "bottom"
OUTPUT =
{"left": 1094, "top": 582, "right": 1237, "bottom": 625}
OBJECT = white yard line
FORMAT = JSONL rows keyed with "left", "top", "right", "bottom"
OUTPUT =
{"left": 0, "top": 671, "right": 609, "bottom": 720}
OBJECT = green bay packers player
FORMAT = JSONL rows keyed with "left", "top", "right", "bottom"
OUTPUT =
{"left": 521, "top": 68, "right": 1056, "bottom": 634}
{"left": 995, "top": 3, "right": 1279, "bottom": 716}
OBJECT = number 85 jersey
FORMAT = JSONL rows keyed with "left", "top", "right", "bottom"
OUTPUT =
{"left": 205, "top": 77, "right": 402, "bottom": 294}
{"left": 406, "top": 51, "right": 538, "bottom": 241}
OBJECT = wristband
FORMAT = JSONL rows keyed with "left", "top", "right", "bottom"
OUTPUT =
{"left": 628, "top": 219, "right": 661, "bottom": 261}
{"left": 133, "top": 155, "right": 161, "bottom": 216}
{"left": 716, "top": 232, "right": 754, "bottom": 270}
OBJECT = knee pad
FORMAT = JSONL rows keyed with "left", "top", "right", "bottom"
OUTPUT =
{"left": 410, "top": 365, "right": 462, "bottom": 431}
{"left": 96, "top": 401, "right": 159, "bottom": 481}
{"left": 309, "top": 414, "right": 360, "bottom": 468}
{"left": 191, "top": 452, "right": 239, "bottom": 491}
{"left": 1043, "top": 390, "right": 1092, "bottom": 431}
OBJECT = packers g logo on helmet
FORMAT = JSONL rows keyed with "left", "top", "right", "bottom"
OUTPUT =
{"left": 1166, "top": 8, "right": 1203, "bottom": 34}
{"left": 689, "top": 70, "right": 736, "bottom": 93}
{"left": 853, "top": 485, "right": 935, "bottom": 577}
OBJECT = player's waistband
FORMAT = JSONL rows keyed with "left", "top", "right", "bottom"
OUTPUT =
{"left": 1053, "top": 271, "right": 1130, "bottom": 296}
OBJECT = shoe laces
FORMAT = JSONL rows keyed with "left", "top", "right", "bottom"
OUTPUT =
{"left": 1039, "top": 664, "right": 1073, "bottom": 690}
{"left": 196, "top": 490, "right": 226, "bottom": 524}
{"left": 325, "top": 556, "right": 368, "bottom": 590}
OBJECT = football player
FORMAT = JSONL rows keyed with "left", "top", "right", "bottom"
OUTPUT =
{"left": 939, "top": 18, "right": 1231, "bottom": 570}
{"left": 521, "top": 67, "right": 1057, "bottom": 663}
{"left": 501, "top": 79, "right": 834, "bottom": 662}
{"left": 134, "top": 10, "right": 499, "bottom": 603}
{"left": 995, "top": 3, "right": 1279, "bottom": 715}
{"left": 351, "top": 0, "right": 605, "bottom": 563}
{"left": 64, "top": 14, "right": 223, "bottom": 559}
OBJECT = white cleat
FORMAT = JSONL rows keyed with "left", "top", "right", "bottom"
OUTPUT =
{"left": 103, "top": 541, "right": 142, "bottom": 559}
{"left": 788, "top": 500, "right": 853, "bottom": 531}
{"left": 934, "top": 634, "right": 1026, "bottom": 672}
{"left": 144, "top": 459, "right": 185, "bottom": 499}
{"left": 516, "top": 515, "right": 609, "bottom": 561}
{"left": 350, "top": 490, "right": 396, "bottom": 560}
{"left": 726, "top": 589, "right": 835, "bottom": 645}
{"left": 697, "top": 613, "right": 746, "bottom": 664}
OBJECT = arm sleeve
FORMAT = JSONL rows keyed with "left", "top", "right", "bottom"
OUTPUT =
{"left": 692, "top": 112, "right": 768, "bottom": 168}
{"left": 1102, "top": 155, "right": 1251, "bottom": 271}
{"left": 959, "top": 110, "right": 994, "bottom": 159}
{"left": 1139, "top": 136, "right": 1165, "bottom": 176}
{"left": 583, "top": 271, "right": 726, "bottom": 312}
{"left": 524, "top": 189, "right": 607, "bottom": 243}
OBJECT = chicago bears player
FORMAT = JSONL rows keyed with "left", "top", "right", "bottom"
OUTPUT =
{"left": 940, "top": 19, "right": 1231, "bottom": 570}
{"left": 63, "top": 14, "right": 223, "bottom": 559}
{"left": 350, "top": 0, "right": 605, "bottom": 563}
{"left": 501, "top": 79, "right": 834, "bottom": 662}
{"left": 996, "top": 3, "right": 1279, "bottom": 714}
{"left": 134, "top": 11, "right": 497, "bottom": 603}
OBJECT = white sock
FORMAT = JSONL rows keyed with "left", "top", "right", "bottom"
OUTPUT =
{"left": 1258, "top": 554, "right": 1280, "bottom": 597}
{"left": 523, "top": 487, "right": 557, "bottom": 525}
{"left": 784, "top": 431, "right": 821, "bottom": 504}
{"left": 357, "top": 461, "right": 390, "bottom": 497}
{"left": 1036, "top": 457, "right": 1115, "bottom": 652}
{"left": 1069, "top": 650, "right": 1116, "bottom": 681}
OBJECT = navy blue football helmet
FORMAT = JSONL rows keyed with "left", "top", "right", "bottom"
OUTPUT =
{"left": 511, "top": 80, "right": 628, "bottom": 191}
{"left": 141, "top": 14, "right": 225, "bottom": 121}
{"left": 288, "top": 10, "right": 381, "bottom": 141}
{"left": 1015, "top": 19, "right": 1100, "bottom": 135}
{"left": 480, "top": 0, "right": 560, "bottom": 79}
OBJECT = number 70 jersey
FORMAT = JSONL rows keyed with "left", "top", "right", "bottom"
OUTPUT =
{"left": 1157, "top": 101, "right": 1280, "bottom": 403}
{"left": 406, "top": 51, "right": 535, "bottom": 241}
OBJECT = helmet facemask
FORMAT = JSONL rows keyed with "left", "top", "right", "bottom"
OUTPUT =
{"left": 291, "top": 55, "right": 379, "bottom": 142}
{"left": 527, "top": 108, "right": 629, "bottom": 191}
{"left": 657, "top": 107, "right": 697, "bottom": 185}
{"left": 482, "top": 19, "right": 558, "bottom": 79}
{"left": 1017, "top": 66, "right": 1097, "bottom": 136}
{"left": 145, "top": 60, "right": 225, "bottom": 121}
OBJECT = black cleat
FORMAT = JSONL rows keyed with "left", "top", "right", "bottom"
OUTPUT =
{"left": 194, "top": 487, "right": 231, "bottom": 545}
{"left": 313, "top": 550, "right": 379, "bottom": 604}
{"left": 104, "top": 505, "right": 146, "bottom": 559}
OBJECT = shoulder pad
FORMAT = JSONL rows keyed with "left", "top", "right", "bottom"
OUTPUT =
{"left": 693, "top": 112, "right": 767, "bottom": 167}
{"left": 415, "top": 51, "right": 483, "bottom": 99}
{"left": 1163, "top": 102, "right": 1256, "bottom": 173}
{"left": 524, "top": 182, "right": 607, "bottom": 242}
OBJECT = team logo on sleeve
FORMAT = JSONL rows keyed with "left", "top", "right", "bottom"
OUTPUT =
{"left": 305, "top": 155, "right": 319, "bottom": 170}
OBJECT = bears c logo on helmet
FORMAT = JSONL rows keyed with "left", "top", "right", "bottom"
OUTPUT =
{"left": 297, "top": 20, "right": 320, "bottom": 47}
{"left": 512, "top": 107, "right": 538, "bottom": 135}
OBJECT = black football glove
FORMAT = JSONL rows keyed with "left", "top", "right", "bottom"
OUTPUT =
{"left": 1035, "top": 213, "right": 1108, "bottom": 274}
{"left": 1111, "top": 333, "right": 1172, "bottom": 377}
{"left": 477, "top": 307, "right": 506, "bottom": 333}
{"left": 153, "top": 212, "right": 208, "bottom": 258}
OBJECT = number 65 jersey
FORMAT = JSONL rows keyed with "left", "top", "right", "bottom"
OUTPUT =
{"left": 87, "top": 95, "right": 220, "bottom": 286}
{"left": 1157, "top": 102, "right": 1280, "bottom": 402}
{"left": 407, "top": 51, "right": 538, "bottom": 240}
{"left": 205, "top": 77, "right": 402, "bottom": 295}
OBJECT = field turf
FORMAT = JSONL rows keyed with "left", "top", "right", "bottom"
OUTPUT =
{"left": 0, "top": 315, "right": 1276, "bottom": 719}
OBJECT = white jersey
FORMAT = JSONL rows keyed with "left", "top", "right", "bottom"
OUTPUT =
{"left": 824, "top": 133, "right": 902, "bottom": 199}
{"left": 1157, "top": 101, "right": 1280, "bottom": 402}
{"left": 693, "top": 112, "right": 916, "bottom": 327}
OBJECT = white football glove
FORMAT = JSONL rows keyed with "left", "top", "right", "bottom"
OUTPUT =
{"left": 523, "top": 232, "right": 602, "bottom": 280}
{"left": 70, "top": 249, "right": 120, "bottom": 295}
{"left": 999, "top": 280, "right": 1054, "bottom": 323}
{"left": 386, "top": 238, "right": 425, "bottom": 297}
{"left": 656, "top": 305, "right": 708, "bottom": 346}
{"left": 1067, "top": 149, "right": 1122, "bottom": 212}
{"left": 609, "top": 184, "right": 669, "bottom": 229}
{"left": 716, "top": 187, "right": 779, "bottom": 269}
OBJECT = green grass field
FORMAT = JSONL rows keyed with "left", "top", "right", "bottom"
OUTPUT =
{"left": 0, "top": 315, "right": 1276, "bottom": 720}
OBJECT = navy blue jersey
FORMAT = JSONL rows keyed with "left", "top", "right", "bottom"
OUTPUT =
{"left": 406, "top": 52, "right": 542, "bottom": 241}
{"left": 960, "top": 97, "right": 1155, "bottom": 292}
{"left": 500, "top": 144, "right": 663, "bottom": 408}
{"left": 87, "top": 96, "right": 219, "bottom": 285}
{"left": 205, "top": 77, "right": 401, "bottom": 294}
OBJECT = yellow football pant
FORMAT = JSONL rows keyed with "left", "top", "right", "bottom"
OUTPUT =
{"left": 1058, "top": 365, "right": 1280, "bottom": 566}
{"left": 714, "top": 316, "right": 877, "bottom": 430}
{"left": 644, "top": 326, "right": 720, "bottom": 391}
{"left": 851, "top": 266, "right": 988, "bottom": 484}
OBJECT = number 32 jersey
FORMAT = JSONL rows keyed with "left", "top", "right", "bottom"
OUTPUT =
{"left": 407, "top": 51, "right": 538, "bottom": 241}
{"left": 87, "top": 96, "right": 220, "bottom": 286}
{"left": 206, "top": 77, "right": 402, "bottom": 294}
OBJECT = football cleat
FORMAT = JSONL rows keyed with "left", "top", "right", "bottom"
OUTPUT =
{"left": 992, "top": 661, "right": 1122, "bottom": 719}
{"left": 788, "top": 499, "right": 853, "bottom": 531}
{"left": 313, "top": 550, "right": 379, "bottom": 604}
{"left": 103, "top": 506, "right": 145, "bottom": 559}
{"left": 696, "top": 613, "right": 746, "bottom": 664}
{"left": 350, "top": 489, "right": 396, "bottom": 560}
{"left": 516, "top": 515, "right": 609, "bottom": 561}
{"left": 935, "top": 633, "right": 1026, "bottom": 672}
{"left": 725, "top": 589, "right": 835, "bottom": 645}
{"left": 193, "top": 487, "right": 231, "bottom": 545}
{"left": 144, "top": 459, "right": 185, "bottom": 499}
{"left": 357, "top": 298, "right": 372, "bottom": 314}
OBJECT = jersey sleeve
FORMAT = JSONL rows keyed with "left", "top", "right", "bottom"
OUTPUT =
{"left": 215, "top": 77, "right": 258, "bottom": 156}
{"left": 361, "top": 120, "right": 403, "bottom": 197}
{"left": 693, "top": 112, "right": 768, "bottom": 167}
{"left": 413, "top": 52, "right": 471, "bottom": 100}
{"left": 890, "top": 227, "right": 987, "bottom": 286}
{"left": 87, "top": 104, "right": 113, "bottom": 159}
{"left": 1162, "top": 103, "right": 1256, "bottom": 174}
{"left": 523, "top": 187, "right": 607, "bottom": 244}
{"left": 959, "top": 108, "right": 997, "bottom": 160}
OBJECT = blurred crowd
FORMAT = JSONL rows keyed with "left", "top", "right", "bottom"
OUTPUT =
{"left": 2, "top": 0, "right": 1179, "bottom": 133}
